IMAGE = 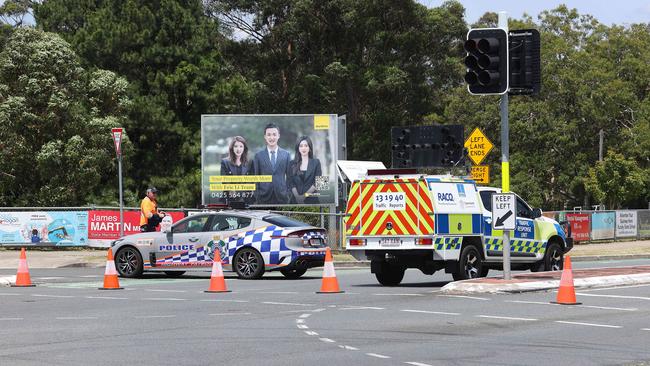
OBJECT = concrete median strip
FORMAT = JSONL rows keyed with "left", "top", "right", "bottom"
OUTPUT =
{"left": 441, "top": 273, "right": 650, "bottom": 294}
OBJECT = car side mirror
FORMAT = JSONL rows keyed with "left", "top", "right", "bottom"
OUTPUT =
{"left": 532, "top": 208, "right": 542, "bottom": 219}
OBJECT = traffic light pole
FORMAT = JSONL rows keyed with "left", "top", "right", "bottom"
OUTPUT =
{"left": 499, "top": 11, "right": 512, "bottom": 280}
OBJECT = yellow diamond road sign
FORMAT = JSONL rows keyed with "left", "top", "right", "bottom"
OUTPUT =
{"left": 464, "top": 127, "right": 493, "bottom": 165}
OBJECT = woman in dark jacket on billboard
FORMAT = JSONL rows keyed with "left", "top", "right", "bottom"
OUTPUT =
{"left": 288, "top": 136, "right": 322, "bottom": 204}
{"left": 220, "top": 136, "right": 250, "bottom": 203}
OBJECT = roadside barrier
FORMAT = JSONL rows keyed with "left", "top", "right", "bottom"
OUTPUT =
{"left": 552, "top": 256, "right": 580, "bottom": 305}
{"left": 317, "top": 247, "right": 344, "bottom": 294}
{"left": 12, "top": 247, "right": 35, "bottom": 287}
{"left": 205, "top": 250, "right": 231, "bottom": 293}
{"left": 99, "top": 248, "right": 123, "bottom": 290}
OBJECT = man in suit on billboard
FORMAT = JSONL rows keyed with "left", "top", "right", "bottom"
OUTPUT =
{"left": 252, "top": 123, "right": 291, "bottom": 204}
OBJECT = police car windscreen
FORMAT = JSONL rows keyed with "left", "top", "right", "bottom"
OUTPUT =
{"left": 263, "top": 216, "right": 312, "bottom": 228}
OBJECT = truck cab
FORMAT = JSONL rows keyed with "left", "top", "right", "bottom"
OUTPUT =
{"left": 344, "top": 171, "right": 573, "bottom": 286}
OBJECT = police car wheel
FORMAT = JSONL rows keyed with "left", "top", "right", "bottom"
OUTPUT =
{"left": 280, "top": 268, "right": 307, "bottom": 279}
{"left": 115, "top": 247, "right": 143, "bottom": 278}
{"left": 544, "top": 242, "right": 563, "bottom": 271}
{"left": 164, "top": 271, "right": 185, "bottom": 277}
{"left": 453, "top": 245, "right": 483, "bottom": 281}
{"left": 234, "top": 248, "right": 265, "bottom": 279}
{"left": 374, "top": 262, "right": 405, "bottom": 286}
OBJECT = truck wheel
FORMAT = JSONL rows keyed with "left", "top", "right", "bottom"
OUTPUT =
{"left": 531, "top": 242, "right": 563, "bottom": 272}
{"left": 375, "top": 262, "right": 405, "bottom": 286}
{"left": 452, "top": 245, "right": 483, "bottom": 281}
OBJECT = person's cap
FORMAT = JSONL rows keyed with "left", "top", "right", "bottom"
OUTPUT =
{"left": 147, "top": 187, "right": 159, "bottom": 194}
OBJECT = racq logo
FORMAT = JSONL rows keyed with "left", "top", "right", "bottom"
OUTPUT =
{"left": 0, "top": 214, "right": 20, "bottom": 225}
{"left": 437, "top": 193, "right": 454, "bottom": 202}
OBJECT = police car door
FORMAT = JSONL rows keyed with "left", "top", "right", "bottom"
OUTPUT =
{"left": 206, "top": 214, "right": 253, "bottom": 264}
{"left": 156, "top": 214, "right": 212, "bottom": 267}
{"left": 513, "top": 196, "right": 538, "bottom": 259}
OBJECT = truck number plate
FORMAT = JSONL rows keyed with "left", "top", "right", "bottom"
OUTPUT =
{"left": 381, "top": 238, "right": 401, "bottom": 246}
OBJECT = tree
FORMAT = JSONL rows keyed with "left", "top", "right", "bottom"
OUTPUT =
{"left": 0, "top": 27, "right": 131, "bottom": 206}
{"left": 585, "top": 152, "right": 646, "bottom": 209}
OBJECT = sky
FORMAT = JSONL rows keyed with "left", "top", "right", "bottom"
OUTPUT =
{"left": 420, "top": 0, "right": 650, "bottom": 26}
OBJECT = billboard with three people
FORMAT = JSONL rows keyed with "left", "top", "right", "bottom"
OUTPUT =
{"left": 201, "top": 115, "right": 338, "bottom": 206}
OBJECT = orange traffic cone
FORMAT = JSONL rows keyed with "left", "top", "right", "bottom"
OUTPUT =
{"left": 99, "top": 248, "right": 123, "bottom": 290}
{"left": 12, "top": 247, "right": 35, "bottom": 287}
{"left": 552, "top": 255, "right": 581, "bottom": 305}
{"left": 205, "top": 250, "right": 231, "bottom": 293}
{"left": 317, "top": 247, "right": 344, "bottom": 294}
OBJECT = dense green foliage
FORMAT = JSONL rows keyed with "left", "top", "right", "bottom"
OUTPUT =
{"left": 0, "top": 1, "right": 647, "bottom": 210}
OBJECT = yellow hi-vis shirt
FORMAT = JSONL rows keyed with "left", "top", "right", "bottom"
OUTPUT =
{"left": 140, "top": 196, "right": 158, "bottom": 226}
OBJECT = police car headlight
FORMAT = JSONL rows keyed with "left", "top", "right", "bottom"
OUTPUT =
{"left": 110, "top": 239, "right": 123, "bottom": 247}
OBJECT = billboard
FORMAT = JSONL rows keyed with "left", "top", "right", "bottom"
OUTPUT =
{"left": 616, "top": 210, "right": 638, "bottom": 237}
{"left": 0, "top": 211, "right": 89, "bottom": 246}
{"left": 591, "top": 211, "right": 616, "bottom": 240}
{"left": 201, "top": 115, "right": 338, "bottom": 206}
{"left": 639, "top": 210, "right": 650, "bottom": 238}
{"left": 565, "top": 213, "right": 590, "bottom": 242}
{"left": 87, "top": 210, "right": 185, "bottom": 247}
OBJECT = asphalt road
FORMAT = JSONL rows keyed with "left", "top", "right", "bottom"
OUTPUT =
{"left": 1, "top": 261, "right": 650, "bottom": 366}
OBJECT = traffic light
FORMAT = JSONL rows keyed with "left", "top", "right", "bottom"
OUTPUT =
{"left": 391, "top": 125, "right": 464, "bottom": 168}
{"left": 464, "top": 28, "right": 508, "bottom": 95}
{"left": 508, "top": 29, "right": 541, "bottom": 95}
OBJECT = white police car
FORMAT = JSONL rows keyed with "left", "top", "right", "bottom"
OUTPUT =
{"left": 111, "top": 210, "right": 327, "bottom": 279}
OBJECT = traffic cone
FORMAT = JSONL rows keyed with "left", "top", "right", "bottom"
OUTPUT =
{"left": 12, "top": 247, "right": 35, "bottom": 287}
{"left": 205, "top": 250, "right": 231, "bottom": 293}
{"left": 317, "top": 247, "right": 344, "bottom": 294}
{"left": 552, "top": 255, "right": 581, "bottom": 305}
{"left": 99, "top": 248, "right": 123, "bottom": 290}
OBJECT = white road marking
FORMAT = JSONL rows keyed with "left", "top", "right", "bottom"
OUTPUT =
{"left": 313, "top": 308, "right": 326, "bottom": 312}
{"left": 208, "top": 313, "right": 251, "bottom": 316}
{"left": 477, "top": 315, "right": 538, "bottom": 321}
{"left": 574, "top": 293, "right": 650, "bottom": 301}
{"left": 374, "top": 293, "right": 424, "bottom": 297}
{"left": 262, "top": 301, "right": 314, "bottom": 306}
{"left": 305, "top": 331, "right": 319, "bottom": 336}
{"left": 641, "top": 328, "right": 650, "bottom": 331}
{"left": 439, "top": 294, "right": 489, "bottom": 301}
{"left": 36, "top": 277, "right": 64, "bottom": 280}
{"left": 405, "top": 362, "right": 433, "bottom": 366}
{"left": 401, "top": 309, "right": 460, "bottom": 316}
{"left": 32, "top": 294, "right": 75, "bottom": 298}
{"left": 319, "top": 338, "right": 336, "bottom": 343}
{"left": 0, "top": 318, "right": 23, "bottom": 321}
{"left": 201, "top": 299, "right": 248, "bottom": 303}
{"left": 366, "top": 353, "right": 391, "bottom": 359}
{"left": 340, "top": 306, "right": 385, "bottom": 310}
{"left": 297, "top": 325, "right": 309, "bottom": 329}
{"left": 142, "top": 298, "right": 187, "bottom": 301}
{"left": 339, "top": 345, "right": 359, "bottom": 351}
{"left": 85, "top": 296, "right": 127, "bottom": 300}
{"left": 79, "top": 275, "right": 102, "bottom": 278}
{"left": 145, "top": 289, "right": 186, "bottom": 293}
{"left": 555, "top": 321, "right": 622, "bottom": 329}
{"left": 299, "top": 314, "right": 312, "bottom": 319}
{"left": 134, "top": 315, "right": 176, "bottom": 319}
{"left": 505, "top": 300, "right": 637, "bottom": 312}
{"left": 578, "top": 284, "right": 650, "bottom": 292}
{"left": 56, "top": 317, "right": 98, "bottom": 320}
{"left": 0, "top": 293, "right": 20, "bottom": 296}
{"left": 260, "top": 291, "right": 299, "bottom": 294}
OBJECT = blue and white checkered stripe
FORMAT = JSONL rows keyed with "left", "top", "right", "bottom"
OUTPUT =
{"left": 157, "top": 246, "right": 211, "bottom": 265}
{"left": 227, "top": 225, "right": 293, "bottom": 265}
{"left": 302, "top": 231, "right": 326, "bottom": 242}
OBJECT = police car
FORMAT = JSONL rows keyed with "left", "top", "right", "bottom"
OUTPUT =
{"left": 344, "top": 171, "right": 573, "bottom": 286}
{"left": 111, "top": 210, "right": 327, "bottom": 279}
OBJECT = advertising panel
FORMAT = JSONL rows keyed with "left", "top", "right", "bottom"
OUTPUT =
{"left": 201, "top": 114, "right": 338, "bottom": 206}
{"left": 0, "top": 211, "right": 88, "bottom": 246}
{"left": 565, "top": 213, "right": 590, "bottom": 242}
{"left": 591, "top": 211, "right": 616, "bottom": 240}
{"left": 638, "top": 210, "right": 650, "bottom": 238}
{"left": 87, "top": 210, "right": 185, "bottom": 247}
{"left": 616, "top": 210, "right": 638, "bottom": 237}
